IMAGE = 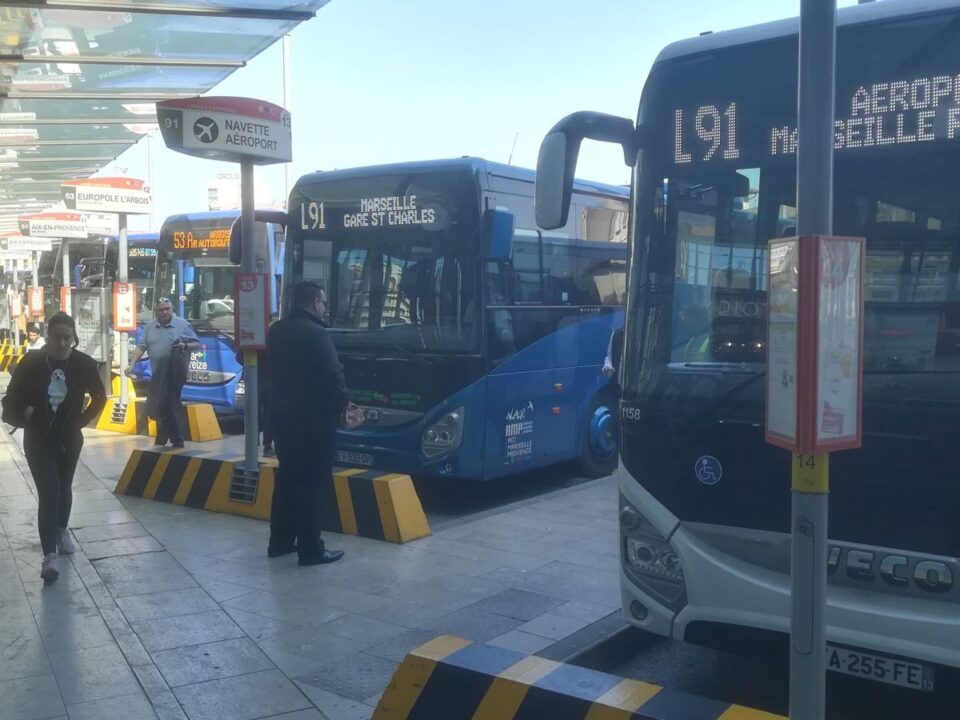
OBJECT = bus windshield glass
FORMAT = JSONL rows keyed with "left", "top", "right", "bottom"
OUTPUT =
{"left": 156, "top": 217, "right": 258, "bottom": 336}
{"left": 128, "top": 245, "right": 158, "bottom": 321}
{"left": 627, "top": 11, "right": 960, "bottom": 393}
{"left": 290, "top": 171, "right": 480, "bottom": 353}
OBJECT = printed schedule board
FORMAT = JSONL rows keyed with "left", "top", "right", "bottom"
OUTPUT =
{"left": 765, "top": 236, "right": 865, "bottom": 454}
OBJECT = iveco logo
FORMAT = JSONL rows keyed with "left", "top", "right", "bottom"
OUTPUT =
{"left": 828, "top": 545, "right": 954, "bottom": 594}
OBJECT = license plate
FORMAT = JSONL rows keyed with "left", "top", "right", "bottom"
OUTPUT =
{"left": 826, "top": 644, "right": 935, "bottom": 692}
{"left": 335, "top": 450, "right": 373, "bottom": 467}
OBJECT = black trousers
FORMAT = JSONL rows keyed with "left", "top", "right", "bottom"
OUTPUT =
{"left": 156, "top": 388, "right": 184, "bottom": 445}
{"left": 24, "top": 428, "right": 83, "bottom": 555}
{"left": 270, "top": 422, "right": 335, "bottom": 558}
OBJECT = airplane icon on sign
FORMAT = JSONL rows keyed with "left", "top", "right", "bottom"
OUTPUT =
{"left": 193, "top": 117, "right": 219, "bottom": 143}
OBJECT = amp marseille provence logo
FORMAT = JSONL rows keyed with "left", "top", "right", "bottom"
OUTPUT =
{"left": 193, "top": 117, "right": 219, "bottom": 143}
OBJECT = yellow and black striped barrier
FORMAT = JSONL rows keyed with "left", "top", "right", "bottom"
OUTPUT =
{"left": 96, "top": 398, "right": 221, "bottom": 441}
{"left": 373, "top": 636, "right": 784, "bottom": 720}
{"left": 115, "top": 448, "right": 430, "bottom": 543}
{"left": 0, "top": 342, "right": 27, "bottom": 373}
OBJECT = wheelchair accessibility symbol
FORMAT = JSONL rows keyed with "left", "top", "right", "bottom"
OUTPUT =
{"left": 695, "top": 455, "right": 722, "bottom": 486}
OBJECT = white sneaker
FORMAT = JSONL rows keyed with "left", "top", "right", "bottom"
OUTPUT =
{"left": 57, "top": 529, "right": 77, "bottom": 555}
{"left": 40, "top": 553, "right": 59, "bottom": 582}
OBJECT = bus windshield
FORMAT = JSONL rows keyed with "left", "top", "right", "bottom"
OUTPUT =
{"left": 290, "top": 171, "right": 480, "bottom": 353}
{"left": 128, "top": 244, "right": 158, "bottom": 321}
{"left": 627, "top": 13, "right": 960, "bottom": 394}
{"left": 157, "top": 215, "right": 245, "bottom": 336}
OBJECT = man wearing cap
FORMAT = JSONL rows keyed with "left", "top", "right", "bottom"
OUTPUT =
{"left": 126, "top": 297, "right": 199, "bottom": 447}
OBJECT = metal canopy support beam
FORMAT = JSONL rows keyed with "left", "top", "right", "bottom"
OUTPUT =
{"left": 0, "top": 118, "right": 157, "bottom": 126}
{"left": 1, "top": 91, "right": 195, "bottom": 101}
{"left": 4, "top": 1, "right": 315, "bottom": 21}
{"left": 1, "top": 54, "right": 246, "bottom": 68}
{"left": 0, "top": 168, "right": 99, "bottom": 175}
{"left": 3, "top": 156, "right": 113, "bottom": 163}
{"left": 0, "top": 139, "right": 137, "bottom": 147}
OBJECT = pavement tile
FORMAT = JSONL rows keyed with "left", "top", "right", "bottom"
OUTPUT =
{"left": 293, "top": 683, "right": 375, "bottom": 720}
{"left": 191, "top": 576, "right": 256, "bottom": 603}
{"left": 296, "top": 651, "right": 399, "bottom": 703}
{"left": 487, "top": 629, "right": 557, "bottom": 654}
{"left": 0, "top": 622, "right": 51, "bottom": 683}
{"left": 81, "top": 536, "right": 165, "bottom": 560}
{"left": 72, "top": 522, "right": 151, "bottom": 544}
{"left": 221, "top": 591, "right": 347, "bottom": 627}
{"left": 468, "top": 588, "right": 566, "bottom": 621}
{"left": 116, "top": 587, "right": 220, "bottom": 623}
{"left": 68, "top": 509, "right": 137, "bottom": 528}
{"left": 516, "top": 611, "right": 594, "bottom": 641}
{"left": 256, "top": 643, "right": 324, "bottom": 679}
{"left": 172, "top": 669, "right": 311, "bottom": 720}
{"left": 263, "top": 710, "right": 327, "bottom": 720}
{"left": 414, "top": 606, "right": 523, "bottom": 642}
{"left": 47, "top": 643, "right": 142, "bottom": 705}
{"left": 259, "top": 624, "right": 371, "bottom": 666}
{"left": 222, "top": 606, "right": 300, "bottom": 642}
{"left": 0, "top": 673, "right": 65, "bottom": 720}
{"left": 65, "top": 691, "right": 158, "bottom": 720}
{"left": 131, "top": 609, "right": 245, "bottom": 652}
{"left": 152, "top": 637, "right": 275, "bottom": 687}
{"left": 315, "top": 613, "right": 408, "bottom": 645}
{"left": 361, "top": 628, "right": 452, "bottom": 664}
{"left": 92, "top": 551, "right": 199, "bottom": 598}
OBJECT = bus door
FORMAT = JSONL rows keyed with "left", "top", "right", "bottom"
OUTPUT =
{"left": 483, "top": 229, "right": 579, "bottom": 477}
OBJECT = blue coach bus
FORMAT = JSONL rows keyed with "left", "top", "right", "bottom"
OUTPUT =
{"left": 285, "top": 158, "right": 629, "bottom": 480}
{"left": 142, "top": 210, "right": 284, "bottom": 412}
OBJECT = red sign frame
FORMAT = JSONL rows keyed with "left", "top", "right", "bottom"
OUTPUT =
{"left": 28, "top": 286, "right": 43, "bottom": 317}
{"left": 113, "top": 282, "right": 137, "bottom": 332}
{"left": 765, "top": 235, "right": 865, "bottom": 455}
{"left": 234, "top": 273, "right": 270, "bottom": 350}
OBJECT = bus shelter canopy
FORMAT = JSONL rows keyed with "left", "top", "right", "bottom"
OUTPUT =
{"left": 0, "top": 1, "right": 329, "bottom": 234}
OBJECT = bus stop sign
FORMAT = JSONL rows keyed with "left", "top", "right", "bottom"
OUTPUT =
{"left": 156, "top": 97, "right": 292, "bottom": 165}
{"left": 765, "top": 235, "right": 865, "bottom": 455}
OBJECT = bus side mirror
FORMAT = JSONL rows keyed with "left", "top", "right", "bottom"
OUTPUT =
{"left": 229, "top": 210, "right": 287, "bottom": 265}
{"left": 535, "top": 111, "right": 638, "bottom": 230}
{"left": 484, "top": 208, "right": 515, "bottom": 261}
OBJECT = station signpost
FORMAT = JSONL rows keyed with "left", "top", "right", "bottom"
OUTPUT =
{"left": 156, "top": 95, "right": 292, "bottom": 489}
{"left": 60, "top": 177, "right": 153, "bottom": 406}
{"left": 767, "top": 2, "right": 865, "bottom": 718}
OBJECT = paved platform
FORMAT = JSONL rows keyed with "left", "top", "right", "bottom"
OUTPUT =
{"left": 0, "top": 424, "right": 621, "bottom": 720}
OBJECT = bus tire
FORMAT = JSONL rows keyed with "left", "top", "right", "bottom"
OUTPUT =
{"left": 579, "top": 390, "right": 619, "bottom": 479}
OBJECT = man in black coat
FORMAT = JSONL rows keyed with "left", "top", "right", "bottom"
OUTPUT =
{"left": 266, "top": 281, "right": 348, "bottom": 566}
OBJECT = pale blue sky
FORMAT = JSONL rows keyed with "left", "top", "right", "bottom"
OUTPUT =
{"left": 112, "top": 0, "right": 858, "bottom": 231}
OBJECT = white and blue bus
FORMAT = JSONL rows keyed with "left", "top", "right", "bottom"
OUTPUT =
{"left": 536, "top": 0, "right": 959, "bottom": 694}
{"left": 285, "top": 158, "right": 629, "bottom": 481}
{"left": 141, "top": 210, "right": 284, "bottom": 412}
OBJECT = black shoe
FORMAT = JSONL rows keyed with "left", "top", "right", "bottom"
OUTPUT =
{"left": 171, "top": 441, "right": 185, "bottom": 448}
{"left": 154, "top": 439, "right": 167, "bottom": 447}
{"left": 298, "top": 549, "right": 344, "bottom": 566}
{"left": 267, "top": 541, "right": 297, "bottom": 558}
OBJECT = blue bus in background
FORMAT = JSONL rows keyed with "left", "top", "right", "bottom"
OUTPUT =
{"left": 138, "top": 210, "right": 284, "bottom": 413}
{"left": 285, "top": 158, "right": 629, "bottom": 480}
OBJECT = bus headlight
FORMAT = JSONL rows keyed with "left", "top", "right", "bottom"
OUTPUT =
{"left": 621, "top": 494, "right": 686, "bottom": 611}
{"left": 234, "top": 380, "right": 245, "bottom": 408}
{"left": 422, "top": 408, "right": 464, "bottom": 458}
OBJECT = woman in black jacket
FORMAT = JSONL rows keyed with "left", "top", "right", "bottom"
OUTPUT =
{"left": 3, "top": 312, "right": 106, "bottom": 581}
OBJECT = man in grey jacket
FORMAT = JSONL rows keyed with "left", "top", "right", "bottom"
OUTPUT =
{"left": 127, "top": 297, "right": 199, "bottom": 447}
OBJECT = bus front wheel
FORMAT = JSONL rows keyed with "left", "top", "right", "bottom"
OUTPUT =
{"left": 579, "top": 390, "right": 619, "bottom": 479}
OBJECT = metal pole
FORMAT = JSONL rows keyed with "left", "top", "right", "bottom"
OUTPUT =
{"left": 282, "top": 34, "right": 292, "bottom": 209}
{"left": 12, "top": 261, "right": 19, "bottom": 347}
{"left": 61, "top": 239, "right": 71, "bottom": 314}
{"left": 791, "top": 1, "right": 836, "bottom": 719}
{"left": 240, "top": 161, "right": 259, "bottom": 478}
{"left": 147, "top": 132, "right": 157, "bottom": 231}
{"left": 118, "top": 213, "right": 129, "bottom": 405}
